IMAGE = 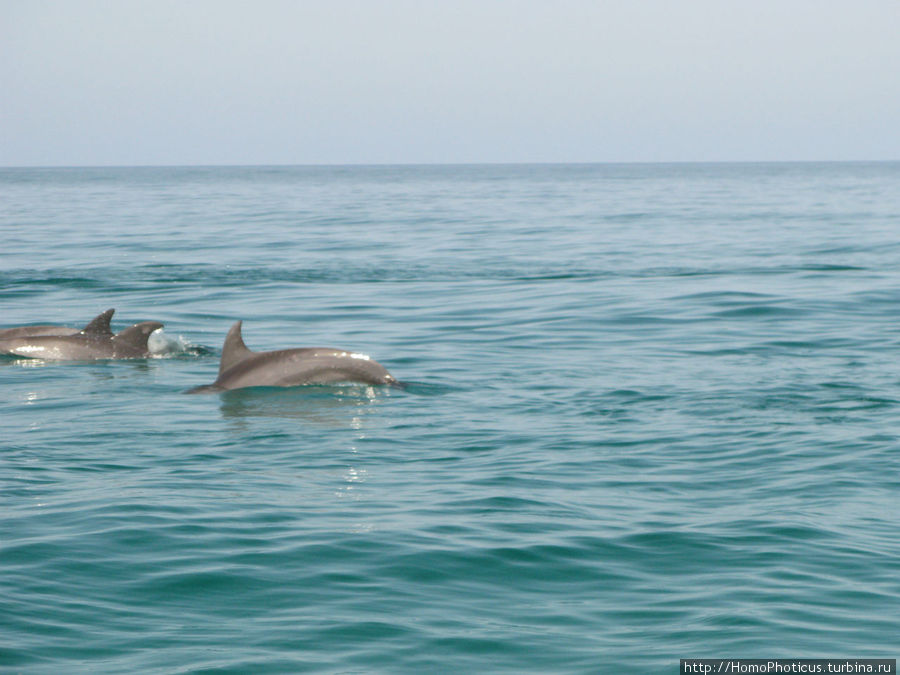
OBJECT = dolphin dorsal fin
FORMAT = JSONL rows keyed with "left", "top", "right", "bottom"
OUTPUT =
{"left": 112, "top": 321, "right": 164, "bottom": 351}
{"left": 220, "top": 321, "right": 253, "bottom": 375}
{"left": 80, "top": 308, "right": 115, "bottom": 336}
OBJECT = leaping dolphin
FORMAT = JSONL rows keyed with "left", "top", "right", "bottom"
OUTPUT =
{"left": 0, "top": 308, "right": 115, "bottom": 340}
{"left": 188, "top": 321, "right": 398, "bottom": 393}
{"left": 0, "top": 316, "right": 163, "bottom": 360}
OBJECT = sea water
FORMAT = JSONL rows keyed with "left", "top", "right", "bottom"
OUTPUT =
{"left": 1, "top": 163, "right": 899, "bottom": 673}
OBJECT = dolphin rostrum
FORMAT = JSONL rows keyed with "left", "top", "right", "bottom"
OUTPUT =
{"left": 0, "top": 316, "right": 163, "bottom": 360}
{"left": 188, "top": 321, "right": 398, "bottom": 393}
{"left": 0, "top": 308, "right": 115, "bottom": 340}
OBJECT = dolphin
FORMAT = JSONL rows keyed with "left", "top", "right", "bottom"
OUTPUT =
{"left": 0, "top": 318, "right": 163, "bottom": 360}
{"left": 0, "top": 308, "right": 115, "bottom": 340}
{"left": 188, "top": 321, "right": 398, "bottom": 393}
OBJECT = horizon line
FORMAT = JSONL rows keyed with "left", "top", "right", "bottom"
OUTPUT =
{"left": 2, "top": 158, "right": 899, "bottom": 171}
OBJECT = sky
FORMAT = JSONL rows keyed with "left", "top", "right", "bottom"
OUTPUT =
{"left": 1, "top": 0, "right": 898, "bottom": 166}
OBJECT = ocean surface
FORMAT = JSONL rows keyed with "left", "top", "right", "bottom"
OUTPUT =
{"left": 1, "top": 162, "right": 899, "bottom": 673}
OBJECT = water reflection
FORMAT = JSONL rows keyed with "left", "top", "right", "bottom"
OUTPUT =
{"left": 218, "top": 384, "right": 393, "bottom": 426}
{"left": 0, "top": 355, "right": 159, "bottom": 373}
{"left": 0, "top": 355, "right": 51, "bottom": 368}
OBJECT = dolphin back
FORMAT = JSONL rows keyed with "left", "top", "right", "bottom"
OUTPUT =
{"left": 185, "top": 383, "right": 225, "bottom": 394}
{"left": 0, "top": 325, "right": 77, "bottom": 339}
{"left": 189, "top": 321, "right": 399, "bottom": 392}
{"left": 0, "top": 309, "right": 115, "bottom": 340}
{"left": 111, "top": 321, "right": 164, "bottom": 356}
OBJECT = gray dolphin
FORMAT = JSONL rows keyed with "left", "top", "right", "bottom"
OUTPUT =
{"left": 0, "top": 308, "right": 115, "bottom": 340}
{"left": 0, "top": 318, "right": 163, "bottom": 360}
{"left": 188, "top": 321, "right": 398, "bottom": 393}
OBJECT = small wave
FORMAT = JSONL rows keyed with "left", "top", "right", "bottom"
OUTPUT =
{"left": 0, "top": 262, "right": 614, "bottom": 288}
{"left": 712, "top": 304, "right": 805, "bottom": 319}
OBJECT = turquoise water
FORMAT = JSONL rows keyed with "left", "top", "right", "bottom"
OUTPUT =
{"left": 2, "top": 163, "right": 899, "bottom": 673}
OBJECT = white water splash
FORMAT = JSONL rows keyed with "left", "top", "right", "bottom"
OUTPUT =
{"left": 147, "top": 328, "right": 192, "bottom": 356}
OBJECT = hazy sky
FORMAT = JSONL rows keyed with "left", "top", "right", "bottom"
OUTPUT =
{"left": 2, "top": 0, "right": 898, "bottom": 166}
